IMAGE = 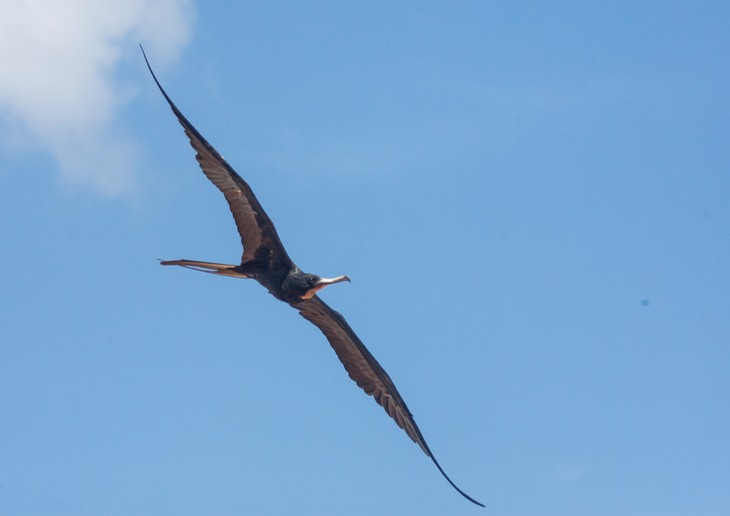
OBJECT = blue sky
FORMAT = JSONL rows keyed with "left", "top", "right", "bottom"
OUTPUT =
{"left": 1, "top": 1, "right": 729, "bottom": 514}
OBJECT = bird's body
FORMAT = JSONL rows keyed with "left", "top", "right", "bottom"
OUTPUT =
{"left": 143, "top": 47, "right": 482, "bottom": 508}
{"left": 163, "top": 259, "right": 348, "bottom": 304}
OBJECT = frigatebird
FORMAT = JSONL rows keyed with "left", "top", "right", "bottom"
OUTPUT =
{"left": 142, "top": 47, "right": 483, "bottom": 508}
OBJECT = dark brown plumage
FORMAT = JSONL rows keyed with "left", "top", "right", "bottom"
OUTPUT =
{"left": 143, "top": 46, "right": 482, "bottom": 507}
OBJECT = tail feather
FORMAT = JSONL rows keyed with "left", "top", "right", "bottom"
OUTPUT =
{"left": 160, "top": 259, "right": 248, "bottom": 278}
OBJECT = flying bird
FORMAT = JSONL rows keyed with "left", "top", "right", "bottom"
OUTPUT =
{"left": 142, "top": 47, "right": 483, "bottom": 508}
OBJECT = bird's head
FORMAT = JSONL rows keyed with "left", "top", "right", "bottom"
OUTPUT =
{"left": 287, "top": 272, "right": 351, "bottom": 300}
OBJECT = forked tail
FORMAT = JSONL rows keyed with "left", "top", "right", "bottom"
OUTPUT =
{"left": 160, "top": 259, "right": 248, "bottom": 278}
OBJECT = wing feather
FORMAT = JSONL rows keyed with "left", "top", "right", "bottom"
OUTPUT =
{"left": 142, "top": 48, "right": 290, "bottom": 266}
{"left": 294, "top": 296, "right": 484, "bottom": 507}
{"left": 295, "top": 296, "right": 426, "bottom": 450}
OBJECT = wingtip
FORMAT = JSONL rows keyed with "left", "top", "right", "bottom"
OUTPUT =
{"left": 139, "top": 44, "right": 173, "bottom": 104}
{"left": 139, "top": 43, "right": 151, "bottom": 69}
{"left": 426, "top": 449, "right": 485, "bottom": 507}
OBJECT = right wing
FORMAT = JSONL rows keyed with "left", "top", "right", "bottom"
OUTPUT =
{"left": 142, "top": 47, "right": 291, "bottom": 267}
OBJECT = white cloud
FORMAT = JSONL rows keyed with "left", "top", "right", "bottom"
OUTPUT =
{"left": 0, "top": 0, "right": 195, "bottom": 196}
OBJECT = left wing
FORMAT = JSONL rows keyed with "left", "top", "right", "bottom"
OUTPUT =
{"left": 294, "top": 295, "right": 483, "bottom": 507}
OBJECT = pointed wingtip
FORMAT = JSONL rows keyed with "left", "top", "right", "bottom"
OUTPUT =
{"left": 425, "top": 447, "right": 485, "bottom": 507}
{"left": 139, "top": 44, "right": 177, "bottom": 110}
{"left": 139, "top": 44, "right": 151, "bottom": 71}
